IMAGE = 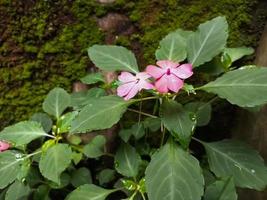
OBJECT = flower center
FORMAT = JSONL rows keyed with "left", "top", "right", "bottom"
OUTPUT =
{"left": 166, "top": 68, "right": 171, "bottom": 75}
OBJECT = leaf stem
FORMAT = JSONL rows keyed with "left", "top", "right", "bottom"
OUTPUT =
{"left": 45, "top": 134, "right": 56, "bottom": 139}
{"left": 127, "top": 108, "right": 158, "bottom": 119}
{"left": 133, "top": 96, "right": 159, "bottom": 102}
{"left": 140, "top": 191, "right": 146, "bottom": 200}
{"left": 191, "top": 137, "right": 204, "bottom": 144}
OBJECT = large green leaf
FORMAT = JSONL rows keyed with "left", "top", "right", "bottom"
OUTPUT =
{"left": 145, "top": 141, "right": 204, "bottom": 200}
{"left": 202, "top": 139, "right": 267, "bottom": 190}
{"left": 39, "top": 144, "right": 72, "bottom": 184}
{"left": 80, "top": 72, "right": 105, "bottom": 85}
{"left": 88, "top": 45, "right": 139, "bottom": 73}
{"left": 71, "top": 167, "right": 92, "bottom": 188}
{"left": 42, "top": 88, "right": 71, "bottom": 119}
{"left": 57, "top": 111, "right": 78, "bottom": 134}
{"left": 70, "top": 96, "right": 129, "bottom": 133}
{"left": 83, "top": 135, "right": 106, "bottom": 158}
{"left": 155, "top": 30, "right": 187, "bottom": 62}
{"left": 224, "top": 47, "right": 254, "bottom": 62}
{"left": 5, "top": 181, "right": 31, "bottom": 200}
{"left": 204, "top": 177, "right": 237, "bottom": 200}
{"left": 185, "top": 101, "right": 212, "bottom": 127}
{"left": 114, "top": 143, "right": 142, "bottom": 178}
{"left": 200, "top": 67, "right": 267, "bottom": 107}
{"left": 160, "top": 100, "right": 196, "bottom": 147}
{"left": 66, "top": 184, "right": 117, "bottom": 200}
{"left": 0, "top": 151, "right": 23, "bottom": 189}
{"left": 187, "top": 16, "right": 228, "bottom": 67}
{"left": 0, "top": 121, "right": 51, "bottom": 146}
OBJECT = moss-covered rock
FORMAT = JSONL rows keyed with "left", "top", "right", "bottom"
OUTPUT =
{"left": 0, "top": 0, "right": 266, "bottom": 129}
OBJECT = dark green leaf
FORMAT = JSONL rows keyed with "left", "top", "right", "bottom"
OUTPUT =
{"left": 80, "top": 72, "right": 105, "bottom": 85}
{"left": 5, "top": 181, "right": 31, "bottom": 200}
{"left": 31, "top": 113, "right": 53, "bottom": 133}
{"left": 71, "top": 167, "right": 92, "bottom": 188}
{"left": 185, "top": 102, "right": 212, "bottom": 126}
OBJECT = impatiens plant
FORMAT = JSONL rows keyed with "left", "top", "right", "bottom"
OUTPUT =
{"left": 1, "top": 16, "right": 267, "bottom": 200}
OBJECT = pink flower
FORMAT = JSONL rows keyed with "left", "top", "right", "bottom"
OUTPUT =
{"left": 146, "top": 60, "right": 193, "bottom": 93}
{"left": 0, "top": 141, "right": 10, "bottom": 152}
{"left": 117, "top": 72, "right": 154, "bottom": 100}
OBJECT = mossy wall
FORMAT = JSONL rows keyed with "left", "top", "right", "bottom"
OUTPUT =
{"left": 0, "top": 0, "right": 266, "bottom": 129}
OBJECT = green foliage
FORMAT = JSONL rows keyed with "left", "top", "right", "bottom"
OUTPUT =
{"left": 83, "top": 135, "right": 106, "bottom": 158}
{"left": 145, "top": 141, "right": 204, "bottom": 200}
{"left": 80, "top": 73, "right": 105, "bottom": 85}
{"left": 30, "top": 113, "right": 53, "bottom": 133}
{"left": 39, "top": 144, "right": 72, "bottom": 184}
{"left": 88, "top": 45, "right": 139, "bottom": 73}
{"left": 224, "top": 47, "right": 254, "bottom": 63}
{"left": 200, "top": 67, "right": 267, "bottom": 107}
{"left": 202, "top": 139, "right": 267, "bottom": 190}
{"left": 70, "top": 168, "right": 92, "bottom": 188}
{"left": 5, "top": 181, "right": 31, "bottom": 200}
{"left": 187, "top": 17, "right": 228, "bottom": 67}
{"left": 204, "top": 177, "right": 237, "bottom": 200}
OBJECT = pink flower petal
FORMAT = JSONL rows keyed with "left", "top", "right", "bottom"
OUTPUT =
{"left": 172, "top": 64, "right": 193, "bottom": 79}
{"left": 0, "top": 141, "right": 10, "bottom": 152}
{"left": 136, "top": 72, "right": 151, "bottom": 80}
{"left": 156, "top": 60, "right": 179, "bottom": 69}
{"left": 146, "top": 65, "right": 165, "bottom": 79}
{"left": 167, "top": 74, "right": 184, "bottom": 93}
{"left": 139, "top": 80, "right": 155, "bottom": 90}
{"left": 117, "top": 81, "right": 136, "bottom": 97}
{"left": 155, "top": 75, "right": 169, "bottom": 93}
{"left": 118, "top": 72, "right": 136, "bottom": 83}
{"left": 124, "top": 85, "right": 139, "bottom": 100}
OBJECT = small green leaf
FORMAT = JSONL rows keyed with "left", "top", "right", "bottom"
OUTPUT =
{"left": 71, "top": 167, "right": 92, "bottom": 188}
{"left": 200, "top": 67, "right": 267, "bottom": 107}
{"left": 71, "top": 88, "right": 106, "bottom": 109}
{"left": 160, "top": 100, "right": 196, "bottom": 147}
{"left": 66, "top": 184, "right": 117, "bottom": 200}
{"left": 202, "top": 139, "right": 267, "bottom": 190}
{"left": 187, "top": 16, "right": 228, "bottom": 67}
{"left": 0, "top": 121, "right": 51, "bottom": 146}
{"left": 70, "top": 96, "right": 130, "bottom": 133}
{"left": 42, "top": 88, "right": 71, "bottom": 119}
{"left": 224, "top": 47, "right": 254, "bottom": 62}
{"left": 115, "top": 143, "right": 141, "bottom": 178}
{"left": 0, "top": 151, "right": 23, "bottom": 189}
{"left": 155, "top": 30, "right": 187, "bottom": 62}
{"left": 131, "top": 123, "right": 145, "bottom": 140}
{"left": 143, "top": 117, "right": 161, "bottom": 132}
{"left": 204, "top": 177, "right": 237, "bottom": 200}
{"left": 57, "top": 111, "right": 78, "bottom": 134}
{"left": 83, "top": 135, "right": 106, "bottom": 158}
{"left": 33, "top": 185, "right": 50, "bottom": 200}
{"left": 31, "top": 113, "right": 53, "bottom": 133}
{"left": 80, "top": 72, "right": 105, "bottom": 85}
{"left": 5, "top": 181, "right": 31, "bottom": 200}
{"left": 48, "top": 173, "right": 70, "bottom": 189}
{"left": 185, "top": 102, "right": 212, "bottom": 126}
{"left": 39, "top": 144, "right": 72, "bottom": 184}
{"left": 118, "top": 129, "right": 132, "bottom": 143}
{"left": 88, "top": 45, "right": 139, "bottom": 73}
{"left": 98, "top": 169, "right": 116, "bottom": 185}
{"left": 145, "top": 141, "right": 204, "bottom": 200}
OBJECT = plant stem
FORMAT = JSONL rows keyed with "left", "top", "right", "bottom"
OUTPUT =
{"left": 191, "top": 137, "right": 204, "bottom": 144}
{"left": 140, "top": 192, "right": 146, "bottom": 200}
{"left": 160, "top": 127, "right": 166, "bottom": 147}
{"left": 133, "top": 96, "right": 159, "bottom": 102}
{"left": 127, "top": 108, "right": 158, "bottom": 119}
{"left": 45, "top": 134, "right": 56, "bottom": 139}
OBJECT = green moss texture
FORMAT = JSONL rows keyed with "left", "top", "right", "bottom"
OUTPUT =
{"left": 0, "top": 0, "right": 266, "bottom": 128}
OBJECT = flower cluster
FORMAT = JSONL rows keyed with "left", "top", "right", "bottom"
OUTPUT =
{"left": 117, "top": 60, "right": 193, "bottom": 100}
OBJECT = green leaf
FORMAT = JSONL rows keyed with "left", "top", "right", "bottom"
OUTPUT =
{"left": 71, "top": 167, "right": 92, "bottom": 188}
{"left": 143, "top": 117, "right": 161, "bottom": 132}
{"left": 0, "top": 121, "right": 51, "bottom": 146}
{"left": 155, "top": 31, "right": 187, "bottom": 62}
{"left": 33, "top": 185, "right": 50, "bottom": 200}
{"left": 0, "top": 151, "right": 23, "bottom": 189}
{"left": 57, "top": 111, "right": 78, "bottom": 134}
{"left": 145, "top": 141, "right": 204, "bottom": 200}
{"left": 70, "top": 96, "right": 129, "bottom": 133}
{"left": 71, "top": 88, "right": 106, "bottom": 109}
{"left": 83, "top": 135, "right": 106, "bottom": 158}
{"left": 131, "top": 123, "right": 145, "bottom": 140}
{"left": 118, "top": 129, "right": 132, "bottom": 143}
{"left": 160, "top": 100, "right": 196, "bottom": 147}
{"left": 114, "top": 143, "right": 142, "bottom": 178}
{"left": 185, "top": 102, "right": 212, "bottom": 126}
{"left": 66, "top": 184, "right": 117, "bottom": 200}
{"left": 202, "top": 139, "right": 267, "bottom": 190}
{"left": 31, "top": 113, "right": 53, "bottom": 133}
{"left": 224, "top": 47, "right": 254, "bottom": 62}
{"left": 98, "top": 169, "right": 116, "bottom": 185}
{"left": 187, "top": 16, "right": 228, "bottom": 67}
{"left": 42, "top": 88, "right": 71, "bottom": 119}
{"left": 200, "top": 67, "right": 267, "bottom": 107}
{"left": 88, "top": 45, "right": 139, "bottom": 73}
{"left": 5, "top": 181, "right": 31, "bottom": 200}
{"left": 204, "top": 177, "right": 237, "bottom": 200}
{"left": 80, "top": 72, "right": 105, "bottom": 85}
{"left": 48, "top": 173, "right": 70, "bottom": 189}
{"left": 39, "top": 144, "right": 72, "bottom": 184}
